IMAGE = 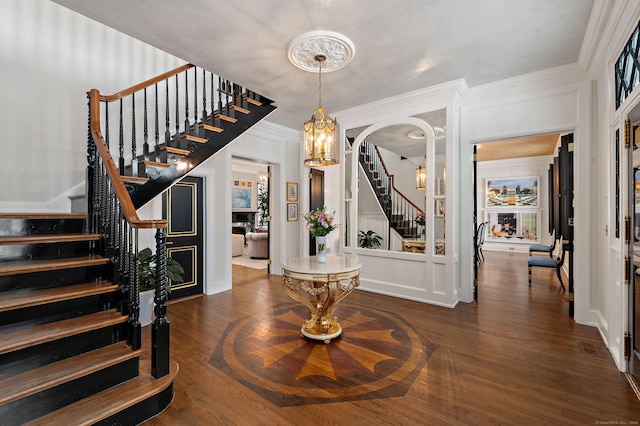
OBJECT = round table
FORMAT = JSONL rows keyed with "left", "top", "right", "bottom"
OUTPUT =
{"left": 281, "top": 255, "right": 360, "bottom": 343}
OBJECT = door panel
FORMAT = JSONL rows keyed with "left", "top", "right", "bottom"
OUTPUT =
{"left": 309, "top": 169, "right": 324, "bottom": 255}
{"left": 163, "top": 175, "right": 204, "bottom": 299}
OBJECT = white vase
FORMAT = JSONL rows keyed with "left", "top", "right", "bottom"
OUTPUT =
{"left": 316, "top": 235, "right": 327, "bottom": 263}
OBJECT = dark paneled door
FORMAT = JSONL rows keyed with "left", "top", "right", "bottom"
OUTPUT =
{"left": 559, "top": 134, "right": 574, "bottom": 317}
{"left": 162, "top": 175, "right": 204, "bottom": 300}
{"left": 309, "top": 168, "right": 324, "bottom": 255}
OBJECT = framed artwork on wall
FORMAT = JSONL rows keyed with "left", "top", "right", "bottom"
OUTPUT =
{"left": 287, "top": 203, "right": 298, "bottom": 221}
{"left": 231, "top": 187, "right": 252, "bottom": 210}
{"left": 286, "top": 182, "right": 298, "bottom": 201}
{"left": 485, "top": 176, "right": 538, "bottom": 207}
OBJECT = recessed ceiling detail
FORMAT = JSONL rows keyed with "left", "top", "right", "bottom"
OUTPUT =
{"left": 287, "top": 31, "right": 355, "bottom": 73}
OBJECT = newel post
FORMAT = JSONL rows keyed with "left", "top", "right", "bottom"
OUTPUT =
{"left": 152, "top": 227, "right": 170, "bottom": 378}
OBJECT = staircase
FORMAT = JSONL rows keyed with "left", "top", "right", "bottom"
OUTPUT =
{"left": 90, "top": 63, "right": 276, "bottom": 208}
{"left": 0, "top": 63, "right": 275, "bottom": 423}
{"left": 358, "top": 140, "right": 423, "bottom": 239}
{"left": 0, "top": 213, "right": 175, "bottom": 424}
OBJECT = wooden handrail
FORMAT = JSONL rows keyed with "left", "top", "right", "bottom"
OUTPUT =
{"left": 374, "top": 146, "right": 424, "bottom": 214}
{"left": 98, "top": 64, "right": 194, "bottom": 102}
{"left": 88, "top": 89, "right": 167, "bottom": 229}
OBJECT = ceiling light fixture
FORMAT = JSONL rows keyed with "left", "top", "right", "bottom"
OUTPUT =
{"left": 288, "top": 31, "right": 355, "bottom": 167}
{"left": 303, "top": 54, "right": 337, "bottom": 166}
{"left": 416, "top": 158, "right": 426, "bottom": 190}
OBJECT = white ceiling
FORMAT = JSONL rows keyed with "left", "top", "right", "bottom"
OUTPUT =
{"left": 52, "top": 0, "right": 594, "bottom": 137}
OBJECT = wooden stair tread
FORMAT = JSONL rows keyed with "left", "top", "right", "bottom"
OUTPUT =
{"left": 139, "top": 160, "right": 170, "bottom": 168}
{"left": 0, "top": 213, "right": 86, "bottom": 220}
{"left": 0, "top": 342, "right": 141, "bottom": 405}
{"left": 0, "top": 281, "right": 117, "bottom": 312}
{"left": 202, "top": 123, "right": 223, "bottom": 133}
{"left": 216, "top": 113, "right": 237, "bottom": 123}
{"left": 0, "top": 256, "right": 109, "bottom": 277}
{"left": 183, "top": 134, "right": 207, "bottom": 143}
{"left": 164, "top": 146, "right": 190, "bottom": 155}
{"left": 0, "top": 233, "right": 100, "bottom": 246}
{"left": 122, "top": 175, "right": 149, "bottom": 184}
{"left": 0, "top": 309, "right": 127, "bottom": 355}
{"left": 25, "top": 360, "right": 179, "bottom": 426}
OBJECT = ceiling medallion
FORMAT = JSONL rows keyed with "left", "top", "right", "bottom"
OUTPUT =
{"left": 287, "top": 31, "right": 355, "bottom": 72}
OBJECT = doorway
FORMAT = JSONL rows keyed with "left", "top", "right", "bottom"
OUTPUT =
{"left": 231, "top": 157, "right": 270, "bottom": 272}
{"left": 309, "top": 168, "right": 324, "bottom": 255}
{"left": 473, "top": 133, "right": 573, "bottom": 306}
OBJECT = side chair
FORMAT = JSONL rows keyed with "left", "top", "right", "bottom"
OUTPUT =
{"left": 528, "top": 238, "right": 566, "bottom": 291}
{"left": 528, "top": 232, "right": 556, "bottom": 257}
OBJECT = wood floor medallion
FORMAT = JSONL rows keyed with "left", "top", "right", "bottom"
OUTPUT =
{"left": 208, "top": 301, "right": 434, "bottom": 406}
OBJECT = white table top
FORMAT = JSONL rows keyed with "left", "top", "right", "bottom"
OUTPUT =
{"left": 282, "top": 255, "right": 360, "bottom": 275}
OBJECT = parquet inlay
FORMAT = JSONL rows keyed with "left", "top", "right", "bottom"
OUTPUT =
{"left": 209, "top": 301, "right": 433, "bottom": 406}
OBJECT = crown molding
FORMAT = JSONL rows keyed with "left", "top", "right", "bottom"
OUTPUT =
{"left": 468, "top": 62, "right": 591, "bottom": 102}
{"left": 335, "top": 79, "right": 469, "bottom": 128}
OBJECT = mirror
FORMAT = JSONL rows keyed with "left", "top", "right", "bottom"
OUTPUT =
{"left": 345, "top": 109, "right": 446, "bottom": 254}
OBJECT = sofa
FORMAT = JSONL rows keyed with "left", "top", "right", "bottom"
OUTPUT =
{"left": 232, "top": 234, "right": 244, "bottom": 257}
{"left": 246, "top": 232, "right": 268, "bottom": 259}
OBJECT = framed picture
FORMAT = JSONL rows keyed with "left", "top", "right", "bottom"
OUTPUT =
{"left": 286, "top": 182, "right": 298, "bottom": 201}
{"left": 287, "top": 203, "right": 298, "bottom": 221}
{"left": 231, "top": 187, "right": 252, "bottom": 210}
{"left": 485, "top": 176, "right": 538, "bottom": 207}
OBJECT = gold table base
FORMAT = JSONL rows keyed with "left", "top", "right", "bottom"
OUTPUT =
{"left": 281, "top": 263, "right": 360, "bottom": 344}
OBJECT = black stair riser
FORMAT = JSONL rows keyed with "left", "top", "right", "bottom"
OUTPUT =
{"left": 0, "top": 357, "right": 139, "bottom": 425}
{"left": 0, "top": 293, "right": 116, "bottom": 331}
{"left": 0, "top": 264, "right": 108, "bottom": 293}
{"left": 97, "top": 382, "right": 174, "bottom": 426}
{"left": 0, "top": 325, "right": 127, "bottom": 380}
{"left": 0, "top": 218, "right": 84, "bottom": 236}
{"left": 0, "top": 240, "right": 95, "bottom": 262}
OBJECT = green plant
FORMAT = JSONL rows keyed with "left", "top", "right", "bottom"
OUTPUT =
{"left": 358, "top": 230, "right": 382, "bottom": 249}
{"left": 137, "top": 247, "right": 185, "bottom": 292}
{"left": 257, "top": 184, "right": 269, "bottom": 227}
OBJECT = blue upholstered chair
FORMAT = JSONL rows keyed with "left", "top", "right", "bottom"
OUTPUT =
{"left": 528, "top": 233, "right": 556, "bottom": 257}
{"left": 528, "top": 239, "right": 566, "bottom": 291}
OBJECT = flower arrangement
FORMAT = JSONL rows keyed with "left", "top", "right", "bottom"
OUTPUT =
{"left": 303, "top": 206, "right": 336, "bottom": 237}
{"left": 414, "top": 212, "right": 425, "bottom": 226}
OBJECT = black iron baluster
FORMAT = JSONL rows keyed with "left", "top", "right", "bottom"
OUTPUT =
{"left": 119, "top": 99, "right": 125, "bottom": 175}
{"left": 143, "top": 88, "right": 149, "bottom": 162}
{"left": 202, "top": 68, "right": 208, "bottom": 134}
{"left": 153, "top": 227, "right": 170, "bottom": 378}
{"left": 183, "top": 70, "right": 190, "bottom": 147}
{"left": 216, "top": 76, "right": 223, "bottom": 127}
{"left": 86, "top": 98, "right": 97, "bottom": 235}
{"left": 165, "top": 79, "right": 171, "bottom": 152}
{"left": 175, "top": 75, "right": 180, "bottom": 149}
{"left": 104, "top": 101, "right": 110, "bottom": 149}
{"left": 154, "top": 83, "right": 160, "bottom": 162}
{"left": 226, "top": 79, "right": 234, "bottom": 119}
{"left": 193, "top": 67, "right": 199, "bottom": 137}
{"left": 131, "top": 93, "right": 138, "bottom": 177}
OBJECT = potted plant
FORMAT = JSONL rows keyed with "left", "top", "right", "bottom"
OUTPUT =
{"left": 358, "top": 230, "right": 383, "bottom": 249}
{"left": 137, "top": 247, "right": 185, "bottom": 325}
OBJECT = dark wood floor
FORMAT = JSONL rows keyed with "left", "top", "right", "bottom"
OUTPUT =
{"left": 141, "top": 251, "right": 640, "bottom": 425}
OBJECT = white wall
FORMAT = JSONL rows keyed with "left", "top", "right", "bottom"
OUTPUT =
{"left": 0, "top": 0, "right": 185, "bottom": 211}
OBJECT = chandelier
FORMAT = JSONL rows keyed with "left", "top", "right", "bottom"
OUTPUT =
{"left": 303, "top": 54, "right": 337, "bottom": 167}
{"left": 416, "top": 158, "right": 426, "bottom": 190}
